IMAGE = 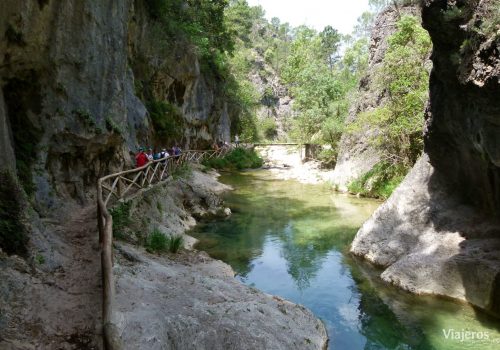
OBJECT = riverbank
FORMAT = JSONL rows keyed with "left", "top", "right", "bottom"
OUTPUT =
{"left": 256, "top": 145, "right": 335, "bottom": 185}
{"left": 111, "top": 166, "right": 328, "bottom": 349}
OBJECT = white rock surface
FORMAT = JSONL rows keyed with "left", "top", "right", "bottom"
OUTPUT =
{"left": 113, "top": 246, "right": 328, "bottom": 350}
{"left": 351, "top": 155, "right": 500, "bottom": 314}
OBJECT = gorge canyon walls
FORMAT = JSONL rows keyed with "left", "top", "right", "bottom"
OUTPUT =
{"left": 351, "top": 0, "right": 500, "bottom": 316}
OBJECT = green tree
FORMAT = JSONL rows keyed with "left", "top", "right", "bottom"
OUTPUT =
{"left": 319, "top": 26, "right": 342, "bottom": 69}
{"left": 352, "top": 15, "right": 432, "bottom": 168}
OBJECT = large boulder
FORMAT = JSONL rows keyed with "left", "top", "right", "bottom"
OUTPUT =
{"left": 351, "top": 0, "right": 500, "bottom": 316}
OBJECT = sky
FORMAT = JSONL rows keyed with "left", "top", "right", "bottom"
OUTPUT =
{"left": 246, "top": 0, "right": 371, "bottom": 34}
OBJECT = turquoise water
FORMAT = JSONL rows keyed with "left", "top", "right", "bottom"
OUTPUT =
{"left": 190, "top": 171, "right": 500, "bottom": 349}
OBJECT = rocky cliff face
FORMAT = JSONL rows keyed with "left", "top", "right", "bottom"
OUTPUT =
{"left": 0, "top": 0, "right": 231, "bottom": 212}
{"left": 0, "top": 1, "right": 233, "bottom": 347}
{"left": 351, "top": 0, "right": 500, "bottom": 316}
{"left": 331, "top": 5, "right": 420, "bottom": 190}
{"left": 248, "top": 50, "right": 294, "bottom": 141}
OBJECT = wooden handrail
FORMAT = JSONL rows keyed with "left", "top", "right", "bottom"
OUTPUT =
{"left": 96, "top": 148, "right": 230, "bottom": 349}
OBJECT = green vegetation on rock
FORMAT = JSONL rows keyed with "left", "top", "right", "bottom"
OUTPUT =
{"left": 110, "top": 202, "right": 132, "bottom": 240}
{"left": 0, "top": 171, "right": 28, "bottom": 255}
{"left": 146, "top": 100, "right": 184, "bottom": 142}
{"left": 348, "top": 15, "right": 431, "bottom": 197}
{"left": 203, "top": 148, "right": 263, "bottom": 170}
{"left": 146, "top": 228, "right": 184, "bottom": 253}
{"left": 347, "top": 162, "right": 406, "bottom": 199}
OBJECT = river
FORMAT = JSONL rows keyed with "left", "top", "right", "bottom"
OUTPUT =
{"left": 189, "top": 170, "right": 500, "bottom": 349}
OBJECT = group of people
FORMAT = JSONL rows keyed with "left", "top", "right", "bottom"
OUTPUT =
{"left": 136, "top": 135, "right": 240, "bottom": 168}
{"left": 135, "top": 145, "right": 181, "bottom": 168}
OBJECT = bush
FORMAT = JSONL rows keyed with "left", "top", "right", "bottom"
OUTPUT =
{"left": 347, "top": 15, "right": 431, "bottom": 170}
{"left": 172, "top": 163, "right": 192, "bottom": 179}
{"left": 317, "top": 148, "right": 337, "bottom": 168}
{"left": 168, "top": 235, "right": 184, "bottom": 253}
{"left": 259, "top": 118, "right": 278, "bottom": 140}
{"left": 145, "top": 228, "right": 169, "bottom": 253}
{"left": 0, "top": 171, "right": 28, "bottom": 255}
{"left": 347, "top": 161, "right": 406, "bottom": 199}
{"left": 481, "top": 2, "right": 500, "bottom": 38}
{"left": 110, "top": 202, "right": 132, "bottom": 240}
{"left": 145, "top": 229, "right": 184, "bottom": 254}
{"left": 203, "top": 148, "right": 263, "bottom": 170}
{"left": 147, "top": 100, "right": 184, "bottom": 142}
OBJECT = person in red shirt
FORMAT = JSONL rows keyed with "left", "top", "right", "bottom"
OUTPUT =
{"left": 135, "top": 147, "right": 149, "bottom": 168}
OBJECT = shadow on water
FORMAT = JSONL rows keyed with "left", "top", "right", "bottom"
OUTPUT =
{"left": 190, "top": 170, "right": 500, "bottom": 349}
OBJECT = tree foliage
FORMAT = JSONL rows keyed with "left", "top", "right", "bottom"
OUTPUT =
{"left": 351, "top": 15, "right": 431, "bottom": 168}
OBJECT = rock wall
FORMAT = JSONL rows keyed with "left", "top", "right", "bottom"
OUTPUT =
{"left": 351, "top": 0, "right": 500, "bottom": 316}
{"left": 331, "top": 5, "right": 419, "bottom": 190}
{"left": 248, "top": 50, "right": 294, "bottom": 141}
{"left": 0, "top": 0, "right": 232, "bottom": 213}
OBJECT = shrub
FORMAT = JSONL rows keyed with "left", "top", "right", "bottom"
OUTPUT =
{"left": 110, "top": 202, "right": 132, "bottom": 240}
{"left": 347, "top": 161, "right": 406, "bottom": 199}
{"left": 0, "top": 171, "right": 28, "bottom": 255}
{"left": 203, "top": 148, "right": 263, "bottom": 170}
{"left": 145, "top": 229, "right": 184, "bottom": 254}
{"left": 317, "top": 148, "right": 337, "bottom": 168}
{"left": 259, "top": 118, "right": 278, "bottom": 140}
{"left": 172, "top": 163, "right": 192, "bottom": 179}
{"left": 480, "top": 2, "right": 500, "bottom": 38}
{"left": 145, "top": 228, "right": 169, "bottom": 253}
{"left": 146, "top": 100, "right": 184, "bottom": 142}
{"left": 347, "top": 15, "right": 431, "bottom": 169}
{"left": 168, "top": 235, "right": 184, "bottom": 253}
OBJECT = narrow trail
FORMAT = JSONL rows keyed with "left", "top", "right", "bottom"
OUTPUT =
{"left": 52, "top": 205, "right": 103, "bottom": 347}
{"left": 0, "top": 206, "right": 102, "bottom": 349}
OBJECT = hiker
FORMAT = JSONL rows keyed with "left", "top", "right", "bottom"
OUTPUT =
{"left": 160, "top": 148, "right": 169, "bottom": 159}
{"left": 159, "top": 148, "right": 169, "bottom": 164}
{"left": 135, "top": 147, "right": 149, "bottom": 168}
{"left": 174, "top": 145, "right": 181, "bottom": 157}
{"left": 153, "top": 149, "right": 161, "bottom": 160}
{"left": 235, "top": 134, "right": 240, "bottom": 147}
{"left": 146, "top": 148, "right": 154, "bottom": 161}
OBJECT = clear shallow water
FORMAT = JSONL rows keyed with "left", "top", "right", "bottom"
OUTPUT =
{"left": 190, "top": 171, "right": 500, "bottom": 349}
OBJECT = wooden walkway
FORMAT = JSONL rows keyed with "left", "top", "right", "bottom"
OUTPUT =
{"left": 96, "top": 148, "right": 228, "bottom": 349}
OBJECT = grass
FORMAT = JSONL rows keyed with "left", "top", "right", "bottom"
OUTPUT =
{"left": 168, "top": 235, "right": 184, "bottom": 253}
{"left": 35, "top": 254, "right": 45, "bottom": 265}
{"left": 0, "top": 171, "right": 28, "bottom": 255}
{"left": 110, "top": 202, "right": 132, "bottom": 240}
{"left": 203, "top": 148, "right": 263, "bottom": 170}
{"left": 172, "top": 163, "right": 192, "bottom": 179}
{"left": 145, "top": 228, "right": 169, "bottom": 252}
{"left": 145, "top": 228, "right": 184, "bottom": 254}
{"left": 347, "top": 161, "right": 406, "bottom": 200}
{"left": 481, "top": 2, "right": 500, "bottom": 38}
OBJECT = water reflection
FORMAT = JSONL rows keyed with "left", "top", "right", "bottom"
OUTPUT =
{"left": 190, "top": 171, "right": 500, "bottom": 349}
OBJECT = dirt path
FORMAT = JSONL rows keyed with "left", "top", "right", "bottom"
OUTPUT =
{"left": 0, "top": 206, "right": 103, "bottom": 349}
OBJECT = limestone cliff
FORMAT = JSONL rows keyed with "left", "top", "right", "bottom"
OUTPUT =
{"left": 331, "top": 5, "right": 420, "bottom": 190}
{"left": 0, "top": 0, "right": 231, "bottom": 212}
{"left": 0, "top": 1, "right": 328, "bottom": 348}
{"left": 351, "top": 0, "right": 500, "bottom": 316}
{"left": 248, "top": 49, "right": 294, "bottom": 141}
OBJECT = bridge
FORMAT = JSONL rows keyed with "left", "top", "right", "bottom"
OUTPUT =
{"left": 96, "top": 148, "right": 228, "bottom": 349}
{"left": 253, "top": 143, "right": 322, "bottom": 164}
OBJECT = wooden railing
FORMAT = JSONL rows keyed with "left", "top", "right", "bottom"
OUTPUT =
{"left": 96, "top": 148, "right": 229, "bottom": 349}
